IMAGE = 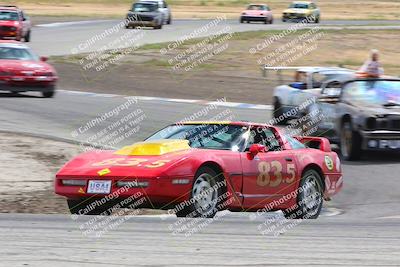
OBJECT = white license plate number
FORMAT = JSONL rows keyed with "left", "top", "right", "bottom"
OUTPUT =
{"left": 87, "top": 180, "right": 112, "bottom": 194}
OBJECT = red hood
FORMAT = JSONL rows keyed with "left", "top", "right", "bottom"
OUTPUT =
{"left": 0, "top": 59, "right": 56, "bottom": 74}
{"left": 56, "top": 149, "right": 196, "bottom": 178}
{"left": 0, "top": 20, "right": 20, "bottom": 27}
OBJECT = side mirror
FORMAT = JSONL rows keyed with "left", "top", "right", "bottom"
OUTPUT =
{"left": 40, "top": 56, "right": 48, "bottom": 62}
{"left": 248, "top": 144, "right": 267, "bottom": 158}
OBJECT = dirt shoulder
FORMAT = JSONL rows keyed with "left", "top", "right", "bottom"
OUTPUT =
{"left": 52, "top": 29, "right": 400, "bottom": 104}
{"left": 0, "top": 132, "right": 80, "bottom": 214}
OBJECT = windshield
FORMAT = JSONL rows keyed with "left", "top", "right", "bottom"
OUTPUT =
{"left": 132, "top": 3, "right": 158, "bottom": 12}
{"left": 289, "top": 3, "right": 309, "bottom": 8}
{"left": 146, "top": 124, "right": 249, "bottom": 151}
{"left": 0, "top": 11, "right": 19, "bottom": 21}
{"left": 247, "top": 5, "right": 267, "bottom": 10}
{"left": 0, "top": 46, "right": 39, "bottom": 61}
{"left": 343, "top": 80, "right": 400, "bottom": 106}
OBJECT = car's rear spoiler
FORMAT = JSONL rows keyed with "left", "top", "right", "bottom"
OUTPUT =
{"left": 294, "top": 136, "right": 332, "bottom": 152}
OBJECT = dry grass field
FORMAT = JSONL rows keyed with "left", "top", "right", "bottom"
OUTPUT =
{"left": 2, "top": 0, "right": 400, "bottom": 20}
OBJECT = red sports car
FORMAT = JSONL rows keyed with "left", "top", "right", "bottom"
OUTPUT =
{"left": 0, "top": 41, "right": 58, "bottom": 97}
{"left": 55, "top": 122, "right": 343, "bottom": 219}
{"left": 0, "top": 5, "right": 31, "bottom": 42}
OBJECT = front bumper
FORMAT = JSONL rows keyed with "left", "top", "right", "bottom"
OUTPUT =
{"left": 55, "top": 176, "right": 193, "bottom": 208}
{"left": 127, "top": 20, "right": 159, "bottom": 27}
{"left": 282, "top": 13, "right": 308, "bottom": 20}
{"left": 0, "top": 79, "right": 57, "bottom": 92}
{"left": 0, "top": 31, "right": 19, "bottom": 39}
{"left": 361, "top": 130, "right": 400, "bottom": 151}
{"left": 241, "top": 16, "right": 267, "bottom": 21}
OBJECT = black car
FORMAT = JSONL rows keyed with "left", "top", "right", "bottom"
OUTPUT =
{"left": 314, "top": 78, "right": 400, "bottom": 160}
{"left": 125, "top": 1, "right": 163, "bottom": 29}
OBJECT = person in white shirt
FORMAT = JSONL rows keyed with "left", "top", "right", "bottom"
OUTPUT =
{"left": 359, "top": 49, "right": 384, "bottom": 78}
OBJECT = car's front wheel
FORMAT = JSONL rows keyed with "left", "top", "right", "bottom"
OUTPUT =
{"left": 176, "top": 167, "right": 225, "bottom": 218}
{"left": 283, "top": 169, "right": 323, "bottom": 219}
{"left": 340, "top": 120, "right": 362, "bottom": 160}
{"left": 272, "top": 97, "right": 287, "bottom": 125}
{"left": 25, "top": 30, "right": 31, "bottom": 42}
{"left": 42, "top": 86, "right": 55, "bottom": 98}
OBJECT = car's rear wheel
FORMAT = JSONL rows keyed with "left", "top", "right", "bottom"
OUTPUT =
{"left": 167, "top": 15, "right": 172, "bottom": 24}
{"left": 283, "top": 169, "right": 323, "bottom": 219}
{"left": 315, "top": 16, "right": 320, "bottom": 23}
{"left": 340, "top": 120, "right": 362, "bottom": 160}
{"left": 240, "top": 17, "right": 244, "bottom": 23}
{"left": 154, "top": 24, "right": 163, "bottom": 29}
{"left": 67, "top": 199, "right": 112, "bottom": 215}
{"left": 176, "top": 167, "right": 225, "bottom": 218}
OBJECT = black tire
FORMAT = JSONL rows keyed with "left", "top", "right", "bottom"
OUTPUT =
{"left": 175, "top": 166, "right": 226, "bottom": 218}
{"left": 283, "top": 169, "right": 323, "bottom": 219}
{"left": 282, "top": 18, "right": 286, "bottom": 22}
{"left": 167, "top": 14, "right": 172, "bottom": 24}
{"left": 42, "top": 89, "right": 55, "bottom": 98}
{"left": 240, "top": 17, "right": 244, "bottom": 23}
{"left": 315, "top": 16, "right": 320, "bottom": 23}
{"left": 340, "top": 120, "right": 362, "bottom": 161}
{"left": 264, "top": 18, "right": 268, "bottom": 24}
{"left": 154, "top": 24, "right": 163, "bottom": 29}
{"left": 24, "top": 30, "right": 31, "bottom": 42}
{"left": 67, "top": 199, "right": 112, "bottom": 215}
{"left": 272, "top": 97, "right": 287, "bottom": 125}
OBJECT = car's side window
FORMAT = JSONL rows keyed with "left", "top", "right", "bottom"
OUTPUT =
{"left": 312, "top": 73, "right": 327, "bottom": 88}
{"left": 247, "top": 127, "right": 282, "bottom": 152}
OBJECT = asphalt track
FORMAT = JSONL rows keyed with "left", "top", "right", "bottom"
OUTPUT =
{"left": 30, "top": 19, "right": 400, "bottom": 56}
{"left": 1, "top": 91, "right": 400, "bottom": 266}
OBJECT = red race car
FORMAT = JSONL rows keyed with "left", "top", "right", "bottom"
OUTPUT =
{"left": 55, "top": 122, "right": 343, "bottom": 219}
{"left": 0, "top": 5, "right": 31, "bottom": 42}
{"left": 0, "top": 41, "right": 58, "bottom": 97}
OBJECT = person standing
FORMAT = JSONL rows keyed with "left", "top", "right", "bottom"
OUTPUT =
{"left": 359, "top": 49, "right": 384, "bottom": 78}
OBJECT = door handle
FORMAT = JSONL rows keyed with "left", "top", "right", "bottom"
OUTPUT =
{"left": 285, "top": 158, "right": 293, "bottom": 162}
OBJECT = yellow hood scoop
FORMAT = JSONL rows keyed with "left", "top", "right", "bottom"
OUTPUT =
{"left": 114, "top": 139, "right": 190, "bottom": 156}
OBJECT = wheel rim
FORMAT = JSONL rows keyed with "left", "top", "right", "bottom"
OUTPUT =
{"left": 301, "top": 173, "right": 322, "bottom": 216}
{"left": 341, "top": 123, "right": 352, "bottom": 158}
{"left": 192, "top": 173, "right": 217, "bottom": 216}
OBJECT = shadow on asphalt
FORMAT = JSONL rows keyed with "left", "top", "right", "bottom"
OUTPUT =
{"left": 0, "top": 92, "right": 42, "bottom": 98}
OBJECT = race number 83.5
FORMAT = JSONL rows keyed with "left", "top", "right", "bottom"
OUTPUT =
{"left": 257, "top": 161, "right": 296, "bottom": 187}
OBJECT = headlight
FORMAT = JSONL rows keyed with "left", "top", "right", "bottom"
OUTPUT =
{"left": 62, "top": 179, "right": 86, "bottom": 186}
{"left": 117, "top": 180, "right": 149, "bottom": 188}
{"left": 172, "top": 179, "right": 190, "bottom": 185}
{"left": 0, "top": 71, "right": 12, "bottom": 76}
{"left": 366, "top": 117, "right": 377, "bottom": 130}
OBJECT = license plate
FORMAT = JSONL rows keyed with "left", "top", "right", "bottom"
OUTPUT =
{"left": 87, "top": 180, "right": 112, "bottom": 194}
